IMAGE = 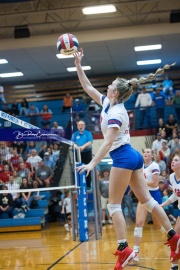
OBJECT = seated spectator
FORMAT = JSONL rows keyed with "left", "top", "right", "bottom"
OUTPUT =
{"left": 6, "top": 175, "right": 21, "bottom": 207}
{"left": 40, "top": 104, "right": 52, "bottom": 129}
{"left": 11, "top": 99, "right": 19, "bottom": 116}
{"left": 171, "top": 90, "right": 180, "bottom": 123}
{"left": 11, "top": 141, "right": 27, "bottom": 157}
{"left": 158, "top": 179, "right": 166, "bottom": 197}
{"left": 39, "top": 143, "right": 48, "bottom": 159}
{"left": 135, "top": 87, "right": 152, "bottom": 129}
{"left": 26, "top": 104, "right": 39, "bottom": 126}
{"left": 26, "top": 141, "right": 39, "bottom": 154}
{"left": 43, "top": 152, "right": 55, "bottom": 169}
{"left": 170, "top": 137, "right": 180, "bottom": 154}
{"left": 168, "top": 132, "right": 179, "bottom": 149}
{"left": 62, "top": 93, "right": 73, "bottom": 112}
{"left": 18, "top": 157, "right": 31, "bottom": 171}
{"left": 18, "top": 162, "right": 31, "bottom": 183}
{"left": 160, "top": 130, "right": 168, "bottom": 140}
{"left": 0, "top": 185, "right": 14, "bottom": 218}
{"left": 3, "top": 103, "right": 12, "bottom": 115}
{"left": 122, "top": 186, "right": 135, "bottom": 223}
{"left": 51, "top": 121, "right": 65, "bottom": 138}
{"left": 162, "top": 75, "right": 173, "bottom": 97}
{"left": 82, "top": 93, "right": 91, "bottom": 104}
{"left": 52, "top": 143, "right": 60, "bottom": 161}
{"left": 166, "top": 114, "right": 178, "bottom": 138}
{"left": 159, "top": 141, "right": 170, "bottom": 164}
{"left": 159, "top": 170, "right": 170, "bottom": 187}
{"left": 12, "top": 170, "right": 22, "bottom": 186}
{"left": 26, "top": 150, "right": 42, "bottom": 171}
{"left": 72, "top": 99, "right": 84, "bottom": 118}
{"left": 0, "top": 142, "right": 12, "bottom": 161}
{"left": 19, "top": 98, "right": 29, "bottom": 116}
{"left": 154, "top": 151, "right": 166, "bottom": 173}
{"left": 152, "top": 89, "right": 167, "bottom": 120}
{"left": 9, "top": 149, "right": 21, "bottom": 171}
{"left": 35, "top": 160, "right": 53, "bottom": 187}
{"left": 0, "top": 164, "right": 13, "bottom": 184}
{"left": 20, "top": 177, "right": 33, "bottom": 210}
{"left": 156, "top": 118, "right": 167, "bottom": 134}
{"left": 87, "top": 100, "right": 101, "bottom": 112}
{"left": 162, "top": 188, "right": 176, "bottom": 224}
{"left": 152, "top": 133, "right": 166, "bottom": 152}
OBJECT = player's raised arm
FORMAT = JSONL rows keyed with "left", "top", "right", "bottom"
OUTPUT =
{"left": 74, "top": 48, "right": 101, "bottom": 105}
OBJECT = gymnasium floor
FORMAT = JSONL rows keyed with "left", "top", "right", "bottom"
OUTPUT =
{"left": 0, "top": 219, "right": 174, "bottom": 270}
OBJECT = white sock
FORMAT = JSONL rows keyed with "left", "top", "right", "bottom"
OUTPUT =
{"left": 133, "top": 245, "right": 140, "bottom": 253}
{"left": 118, "top": 239, "right": 127, "bottom": 245}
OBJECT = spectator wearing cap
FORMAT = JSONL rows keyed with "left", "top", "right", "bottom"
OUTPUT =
{"left": 43, "top": 152, "right": 55, "bottom": 169}
{"left": 152, "top": 133, "right": 167, "bottom": 152}
{"left": 72, "top": 98, "right": 84, "bottom": 118}
{"left": 135, "top": 87, "right": 152, "bottom": 129}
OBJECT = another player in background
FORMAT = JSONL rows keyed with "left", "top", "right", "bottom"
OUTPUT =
{"left": 61, "top": 189, "right": 72, "bottom": 232}
{"left": 133, "top": 148, "right": 162, "bottom": 261}
{"left": 73, "top": 49, "right": 180, "bottom": 270}
{"left": 161, "top": 153, "right": 180, "bottom": 270}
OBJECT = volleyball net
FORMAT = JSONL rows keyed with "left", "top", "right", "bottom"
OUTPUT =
{"left": 0, "top": 110, "right": 101, "bottom": 241}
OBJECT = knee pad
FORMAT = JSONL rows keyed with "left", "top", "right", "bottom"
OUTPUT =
{"left": 134, "top": 227, "right": 143, "bottom": 238}
{"left": 107, "top": 203, "right": 122, "bottom": 217}
{"left": 142, "top": 198, "right": 158, "bottom": 213}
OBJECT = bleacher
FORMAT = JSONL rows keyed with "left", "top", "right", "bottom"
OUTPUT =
{"left": 0, "top": 191, "right": 50, "bottom": 232}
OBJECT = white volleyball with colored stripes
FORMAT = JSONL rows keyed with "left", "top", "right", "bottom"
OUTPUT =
{"left": 57, "top": 33, "right": 79, "bottom": 55}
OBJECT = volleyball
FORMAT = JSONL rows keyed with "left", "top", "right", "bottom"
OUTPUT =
{"left": 57, "top": 33, "right": 79, "bottom": 55}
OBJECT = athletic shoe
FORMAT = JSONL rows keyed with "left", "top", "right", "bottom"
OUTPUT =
{"left": 113, "top": 247, "right": 137, "bottom": 269}
{"left": 64, "top": 224, "right": 70, "bottom": 231}
{"left": 108, "top": 219, "right": 113, "bottom": 224}
{"left": 102, "top": 220, "right": 106, "bottom": 226}
{"left": 133, "top": 254, "right": 139, "bottom": 262}
{"left": 165, "top": 233, "right": 180, "bottom": 254}
{"left": 21, "top": 205, "right": 28, "bottom": 212}
{"left": 170, "top": 265, "right": 179, "bottom": 270}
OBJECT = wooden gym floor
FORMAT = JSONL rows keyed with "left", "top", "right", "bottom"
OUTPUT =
{"left": 0, "top": 218, "right": 175, "bottom": 270}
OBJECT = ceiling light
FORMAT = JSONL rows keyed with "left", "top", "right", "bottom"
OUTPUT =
{"left": 56, "top": 54, "right": 73, "bottom": 59}
{"left": 0, "top": 72, "right": 24, "bottom": 78}
{"left": 134, "top": 44, "right": 162, "bottom": 51}
{"left": 67, "top": 66, "right": 91, "bottom": 72}
{"left": 0, "top": 59, "right": 8, "bottom": 64}
{"left": 82, "top": 5, "right": 116, "bottom": 15}
{"left": 137, "top": 59, "right": 161, "bottom": 65}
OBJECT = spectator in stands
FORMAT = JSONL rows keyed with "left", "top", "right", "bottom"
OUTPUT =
{"left": 26, "top": 141, "right": 39, "bottom": 154}
{"left": 6, "top": 175, "right": 21, "bottom": 207}
{"left": 160, "top": 141, "right": 170, "bottom": 164}
{"left": 12, "top": 170, "right": 22, "bottom": 186}
{"left": 12, "top": 141, "right": 27, "bottom": 157}
{"left": 18, "top": 162, "right": 31, "bottom": 183}
{"left": 62, "top": 93, "right": 73, "bottom": 112}
{"left": 0, "top": 185, "right": 14, "bottom": 218}
{"left": 162, "top": 75, "right": 173, "bottom": 97}
{"left": 159, "top": 179, "right": 166, "bottom": 197}
{"left": 156, "top": 118, "right": 167, "bottom": 134}
{"left": 152, "top": 89, "right": 167, "bottom": 120}
{"left": 72, "top": 98, "right": 84, "bottom": 118}
{"left": 99, "top": 169, "right": 113, "bottom": 225}
{"left": 87, "top": 100, "right": 101, "bottom": 112}
{"left": 0, "top": 164, "right": 13, "bottom": 184}
{"left": 26, "top": 149, "right": 42, "bottom": 171}
{"left": 166, "top": 114, "right": 178, "bottom": 138}
{"left": 0, "top": 142, "right": 11, "bottom": 161}
{"left": 168, "top": 132, "right": 179, "bottom": 149}
{"left": 122, "top": 186, "right": 136, "bottom": 223}
{"left": 19, "top": 98, "right": 29, "bottom": 116}
{"left": 26, "top": 104, "right": 39, "bottom": 126}
{"left": 38, "top": 143, "right": 48, "bottom": 159}
{"left": 154, "top": 151, "right": 167, "bottom": 173}
{"left": 152, "top": 133, "right": 167, "bottom": 152}
{"left": 3, "top": 103, "right": 12, "bottom": 115}
{"left": 82, "top": 93, "right": 91, "bottom": 104}
{"left": 170, "top": 137, "right": 180, "bottom": 154}
{"left": 35, "top": 160, "right": 53, "bottom": 187}
{"left": 171, "top": 90, "right": 180, "bottom": 123}
{"left": 135, "top": 87, "right": 152, "bottom": 129}
{"left": 11, "top": 99, "right": 19, "bottom": 116}
{"left": 43, "top": 152, "right": 55, "bottom": 169}
{"left": 51, "top": 121, "right": 65, "bottom": 138}
{"left": 9, "top": 149, "right": 20, "bottom": 171}
{"left": 71, "top": 120, "right": 93, "bottom": 188}
{"left": 162, "top": 188, "right": 176, "bottom": 225}
{"left": 0, "top": 86, "right": 6, "bottom": 106}
{"left": 52, "top": 143, "right": 60, "bottom": 161}
{"left": 18, "top": 157, "right": 31, "bottom": 171}
{"left": 20, "top": 177, "right": 33, "bottom": 210}
{"left": 40, "top": 104, "right": 52, "bottom": 129}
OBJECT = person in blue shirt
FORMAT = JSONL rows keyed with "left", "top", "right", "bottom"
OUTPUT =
{"left": 71, "top": 120, "right": 93, "bottom": 188}
{"left": 72, "top": 99, "right": 84, "bottom": 118}
{"left": 152, "top": 89, "right": 168, "bottom": 121}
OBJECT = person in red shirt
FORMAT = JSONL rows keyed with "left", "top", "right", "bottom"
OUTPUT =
{"left": 9, "top": 149, "right": 20, "bottom": 171}
{"left": 0, "top": 164, "right": 12, "bottom": 184}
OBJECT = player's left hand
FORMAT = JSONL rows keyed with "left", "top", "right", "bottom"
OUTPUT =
{"left": 75, "top": 163, "right": 94, "bottom": 176}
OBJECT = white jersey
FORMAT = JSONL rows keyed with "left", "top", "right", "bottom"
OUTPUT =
{"left": 169, "top": 173, "right": 180, "bottom": 209}
{"left": 63, "top": 197, "right": 71, "bottom": 214}
{"left": 100, "top": 95, "right": 130, "bottom": 152}
{"left": 143, "top": 161, "right": 160, "bottom": 191}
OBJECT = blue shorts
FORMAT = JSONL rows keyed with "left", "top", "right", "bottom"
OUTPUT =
{"left": 109, "top": 144, "right": 143, "bottom": 170}
{"left": 149, "top": 190, "right": 162, "bottom": 204}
